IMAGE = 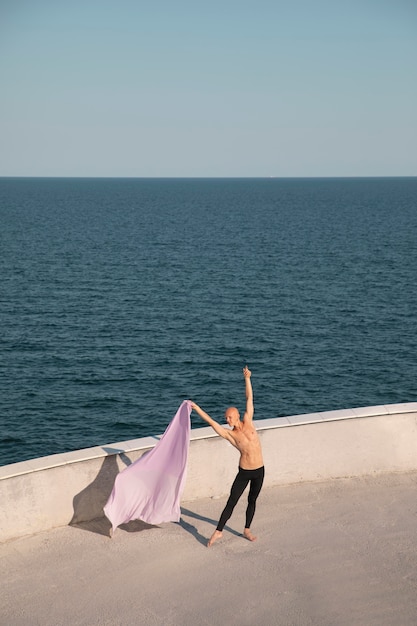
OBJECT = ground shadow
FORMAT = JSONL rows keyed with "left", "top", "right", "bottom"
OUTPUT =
{"left": 71, "top": 516, "right": 113, "bottom": 537}
{"left": 177, "top": 516, "right": 208, "bottom": 546}
{"left": 179, "top": 506, "right": 242, "bottom": 545}
{"left": 119, "top": 519, "right": 158, "bottom": 533}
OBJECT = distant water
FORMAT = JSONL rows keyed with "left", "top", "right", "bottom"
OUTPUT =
{"left": 1, "top": 177, "right": 416, "bottom": 466}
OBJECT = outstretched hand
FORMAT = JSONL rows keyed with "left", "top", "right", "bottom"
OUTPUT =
{"left": 243, "top": 365, "right": 251, "bottom": 378}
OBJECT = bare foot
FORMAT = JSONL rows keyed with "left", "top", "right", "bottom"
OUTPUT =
{"left": 207, "top": 530, "right": 223, "bottom": 547}
{"left": 243, "top": 528, "right": 257, "bottom": 542}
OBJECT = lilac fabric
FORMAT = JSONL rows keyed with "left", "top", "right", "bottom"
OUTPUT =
{"left": 104, "top": 400, "right": 191, "bottom": 531}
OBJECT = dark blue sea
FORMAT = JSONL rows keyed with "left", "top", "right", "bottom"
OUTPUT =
{"left": 1, "top": 177, "right": 416, "bottom": 467}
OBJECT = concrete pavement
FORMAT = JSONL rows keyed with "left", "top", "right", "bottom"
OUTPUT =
{"left": 1, "top": 471, "right": 417, "bottom": 626}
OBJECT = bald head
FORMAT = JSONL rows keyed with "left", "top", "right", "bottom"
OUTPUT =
{"left": 224, "top": 406, "right": 240, "bottom": 427}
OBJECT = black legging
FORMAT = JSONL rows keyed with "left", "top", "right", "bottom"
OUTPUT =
{"left": 216, "top": 466, "right": 265, "bottom": 531}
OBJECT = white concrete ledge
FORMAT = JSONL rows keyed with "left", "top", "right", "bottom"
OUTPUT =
{"left": 1, "top": 403, "right": 417, "bottom": 542}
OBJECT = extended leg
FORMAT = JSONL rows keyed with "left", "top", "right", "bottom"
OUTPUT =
{"left": 244, "top": 468, "right": 265, "bottom": 540}
{"left": 208, "top": 470, "right": 249, "bottom": 547}
{"left": 217, "top": 471, "right": 249, "bottom": 531}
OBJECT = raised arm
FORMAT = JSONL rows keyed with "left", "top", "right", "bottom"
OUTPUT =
{"left": 243, "top": 366, "right": 254, "bottom": 422}
{"left": 191, "top": 402, "right": 235, "bottom": 443}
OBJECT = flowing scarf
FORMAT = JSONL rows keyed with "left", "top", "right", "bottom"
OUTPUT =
{"left": 104, "top": 400, "right": 191, "bottom": 531}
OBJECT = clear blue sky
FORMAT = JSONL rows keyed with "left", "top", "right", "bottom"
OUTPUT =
{"left": 1, "top": 0, "right": 416, "bottom": 177}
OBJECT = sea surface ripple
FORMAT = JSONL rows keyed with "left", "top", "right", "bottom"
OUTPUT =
{"left": 1, "top": 177, "right": 416, "bottom": 466}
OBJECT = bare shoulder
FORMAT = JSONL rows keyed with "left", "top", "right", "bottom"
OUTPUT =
{"left": 242, "top": 413, "right": 253, "bottom": 425}
{"left": 221, "top": 427, "right": 238, "bottom": 446}
{"left": 243, "top": 422, "right": 260, "bottom": 440}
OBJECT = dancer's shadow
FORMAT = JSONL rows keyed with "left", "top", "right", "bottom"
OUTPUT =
{"left": 179, "top": 507, "right": 242, "bottom": 546}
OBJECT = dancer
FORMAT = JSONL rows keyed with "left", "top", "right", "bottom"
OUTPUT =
{"left": 191, "top": 366, "right": 264, "bottom": 547}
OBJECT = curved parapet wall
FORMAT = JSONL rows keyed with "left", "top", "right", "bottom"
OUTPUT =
{"left": 1, "top": 403, "right": 416, "bottom": 543}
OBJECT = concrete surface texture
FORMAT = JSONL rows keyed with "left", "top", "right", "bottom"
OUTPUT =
{"left": 1, "top": 471, "right": 417, "bottom": 626}
{"left": 2, "top": 406, "right": 417, "bottom": 543}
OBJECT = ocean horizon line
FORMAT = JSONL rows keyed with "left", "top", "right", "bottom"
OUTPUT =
{"left": 1, "top": 175, "right": 416, "bottom": 180}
